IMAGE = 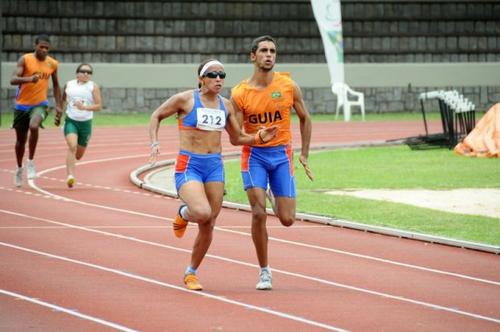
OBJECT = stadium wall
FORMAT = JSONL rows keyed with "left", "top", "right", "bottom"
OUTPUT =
{"left": 1, "top": 62, "right": 500, "bottom": 114}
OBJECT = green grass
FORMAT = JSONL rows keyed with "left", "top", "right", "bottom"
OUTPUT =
{"left": 298, "top": 145, "right": 500, "bottom": 189}
{"left": 224, "top": 146, "right": 500, "bottom": 246}
{"left": 1, "top": 110, "right": 448, "bottom": 129}
{"left": 0, "top": 111, "right": 177, "bottom": 128}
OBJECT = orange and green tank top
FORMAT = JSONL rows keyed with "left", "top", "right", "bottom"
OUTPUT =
{"left": 231, "top": 72, "right": 294, "bottom": 147}
{"left": 15, "top": 53, "right": 58, "bottom": 109}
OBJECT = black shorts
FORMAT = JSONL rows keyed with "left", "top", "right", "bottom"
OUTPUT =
{"left": 12, "top": 106, "right": 48, "bottom": 132}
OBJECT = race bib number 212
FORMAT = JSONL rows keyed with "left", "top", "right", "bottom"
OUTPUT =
{"left": 196, "top": 108, "right": 226, "bottom": 131}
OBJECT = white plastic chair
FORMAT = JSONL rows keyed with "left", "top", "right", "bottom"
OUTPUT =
{"left": 331, "top": 83, "right": 365, "bottom": 122}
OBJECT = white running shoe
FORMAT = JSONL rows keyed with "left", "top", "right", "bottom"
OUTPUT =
{"left": 256, "top": 269, "right": 273, "bottom": 290}
{"left": 14, "top": 167, "right": 23, "bottom": 187}
{"left": 27, "top": 160, "right": 37, "bottom": 179}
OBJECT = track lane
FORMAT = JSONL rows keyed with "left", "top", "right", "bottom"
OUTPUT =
{"left": 1, "top": 189, "right": 498, "bottom": 330}
{"left": 1, "top": 208, "right": 498, "bottom": 331}
{"left": 1, "top": 122, "right": 499, "bottom": 331}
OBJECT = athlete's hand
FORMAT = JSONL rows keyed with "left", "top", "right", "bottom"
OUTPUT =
{"left": 54, "top": 112, "right": 62, "bottom": 127}
{"left": 73, "top": 100, "right": 86, "bottom": 110}
{"left": 31, "top": 74, "right": 40, "bottom": 83}
{"left": 258, "top": 125, "right": 279, "bottom": 143}
{"left": 54, "top": 107, "right": 63, "bottom": 126}
{"left": 299, "top": 154, "right": 314, "bottom": 181}
{"left": 149, "top": 142, "right": 160, "bottom": 165}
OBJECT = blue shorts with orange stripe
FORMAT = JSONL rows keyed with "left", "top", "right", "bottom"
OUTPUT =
{"left": 241, "top": 144, "right": 296, "bottom": 198}
{"left": 175, "top": 150, "right": 224, "bottom": 192}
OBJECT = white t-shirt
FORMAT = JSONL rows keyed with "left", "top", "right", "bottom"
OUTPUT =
{"left": 65, "top": 79, "right": 95, "bottom": 121}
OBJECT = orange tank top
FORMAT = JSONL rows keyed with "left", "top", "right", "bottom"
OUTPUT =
{"left": 231, "top": 72, "right": 294, "bottom": 147}
{"left": 15, "top": 53, "right": 58, "bottom": 107}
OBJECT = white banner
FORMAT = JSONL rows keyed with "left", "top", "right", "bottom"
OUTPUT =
{"left": 311, "top": 0, "right": 344, "bottom": 85}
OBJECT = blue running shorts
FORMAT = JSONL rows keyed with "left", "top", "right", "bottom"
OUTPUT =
{"left": 175, "top": 150, "right": 224, "bottom": 192}
{"left": 241, "top": 144, "right": 296, "bottom": 198}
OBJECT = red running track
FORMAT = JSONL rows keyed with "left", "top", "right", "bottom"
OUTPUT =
{"left": 0, "top": 121, "right": 499, "bottom": 331}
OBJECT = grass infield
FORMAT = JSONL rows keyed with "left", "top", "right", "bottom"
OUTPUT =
{"left": 224, "top": 145, "right": 500, "bottom": 246}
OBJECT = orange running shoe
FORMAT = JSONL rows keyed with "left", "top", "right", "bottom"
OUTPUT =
{"left": 184, "top": 273, "right": 203, "bottom": 291}
{"left": 173, "top": 204, "right": 188, "bottom": 238}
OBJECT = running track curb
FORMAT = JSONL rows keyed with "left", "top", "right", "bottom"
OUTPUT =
{"left": 130, "top": 142, "right": 499, "bottom": 255}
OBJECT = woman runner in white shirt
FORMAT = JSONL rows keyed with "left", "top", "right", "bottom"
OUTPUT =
{"left": 62, "top": 63, "right": 102, "bottom": 188}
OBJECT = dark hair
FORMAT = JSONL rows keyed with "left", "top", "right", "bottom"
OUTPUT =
{"left": 76, "top": 63, "right": 93, "bottom": 73}
{"left": 197, "top": 58, "right": 218, "bottom": 88}
{"left": 250, "top": 35, "right": 277, "bottom": 54}
{"left": 35, "top": 34, "right": 51, "bottom": 44}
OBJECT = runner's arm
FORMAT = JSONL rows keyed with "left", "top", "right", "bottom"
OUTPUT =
{"left": 10, "top": 56, "right": 37, "bottom": 85}
{"left": 75, "top": 83, "right": 102, "bottom": 112}
{"left": 148, "top": 91, "right": 190, "bottom": 163}
{"left": 51, "top": 69, "right": 63, "bottom": 126}
{"left": 51, "top": 68, "right": 63, "bottom": 114}
{"left": 292, "top": 81, "right": 314, "bottom": 181}
{"left": 149, "top": 92, "right": 187, "bottom": 143}
{"left": 225, "top": 99, "right": 278, "bottom": 145}
{"left": 55, "top": 83, "right": 69, "bottom": 126}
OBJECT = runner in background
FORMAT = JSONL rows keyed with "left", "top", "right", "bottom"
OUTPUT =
{"left": 62, "top": 63, "right": 102, "bottom": 188}
{"left": 10, "top": 34, "right": 62, "bottom": 187}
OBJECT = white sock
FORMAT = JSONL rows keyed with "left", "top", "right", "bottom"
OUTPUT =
{"left": 261, "top": 266, "right": 271, "bottom": 273}
{"left": 180, "top": 206, "right": 189, "bottom": 220}
{"left": 185, "top": 266, "right": 197, "bottom": 275}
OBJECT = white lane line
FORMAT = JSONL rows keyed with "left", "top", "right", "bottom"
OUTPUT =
{"left": 0, "top": 141, "right": 152, "bottom": 154}
{"left": 21, "top": 178, "right": 500, "bottom": 288}
{"left": 0, "top": 225, "right": 167, "bottom": 229}
{"left": 223, "top": 228, "right": 500, "bottom": 286}
{"left": 0, "top": 169, "right": 163, "bottom": 198}
{"left": 40, "top": 153, "right": 150, "bottom": 169}
{"left": 2, "top": 208, "right": 499, "bottom": 324}
{"left": 0, "top": 225, "right": 327, "bottom": 230}
{"left": 0, "top": 241, "right": 348, "bottom": 332}
{"left": 0, "top": 289, "right": 137, "bottom": 332}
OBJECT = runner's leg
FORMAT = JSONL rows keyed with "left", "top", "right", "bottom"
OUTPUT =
{"left": 188, "top": 181, "right": 223, "bottom": 269}
{"left": 14, "top": 128, "right": 28, "bottom": 168}
{"left": 274, "top": 197, "right": 296, "bottom": 227}
{"left": 28, "top": 112, "right": 43, "bottom": 160}
{"left": 65, "top": 133, "right": 78, "bottom": 177}
{"left": 246, "top": 187, "right": 269, "bottom": 268}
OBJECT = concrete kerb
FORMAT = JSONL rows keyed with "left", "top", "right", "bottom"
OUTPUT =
{"left": 129, "top": 143, "right": 500, "bottom": 255}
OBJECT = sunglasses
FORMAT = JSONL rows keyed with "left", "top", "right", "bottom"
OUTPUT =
{"left": 204, "top": 71, "right": 226, "bottom": 79}
{"left": 78, "top": 70, "right": 93, "bottom": 74}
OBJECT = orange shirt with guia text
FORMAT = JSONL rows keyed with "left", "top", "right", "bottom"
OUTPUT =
{"left": 16, "top": 53, "right": 58, "bottom": 107}
{"left": 231, "top": 72, "right": 294, "bottom": 147}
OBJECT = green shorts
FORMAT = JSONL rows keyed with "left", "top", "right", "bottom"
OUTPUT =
{"left": 64, "top": 117, "right": 93, "bottom": 147}
{"left": 12, "top": 106, "right": 48, "bottom": 131}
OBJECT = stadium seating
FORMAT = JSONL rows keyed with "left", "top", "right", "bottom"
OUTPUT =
{"left": 2, "top": 1, "right": 498, "bottom": 64}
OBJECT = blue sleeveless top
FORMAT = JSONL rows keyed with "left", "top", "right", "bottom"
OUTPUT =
{"left": 179, "top": 90, "right": 228, "bottom": 131}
